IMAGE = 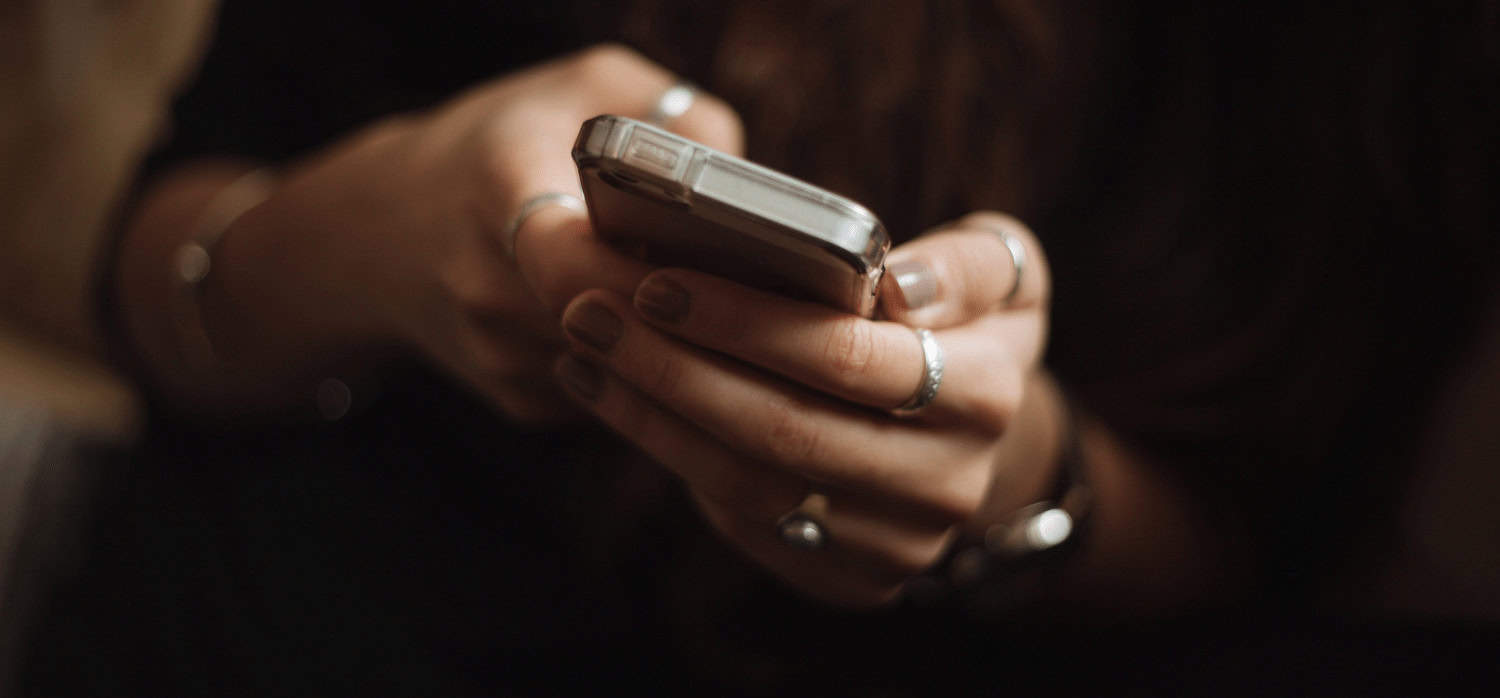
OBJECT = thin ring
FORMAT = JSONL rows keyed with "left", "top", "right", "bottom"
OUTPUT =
{"left": 501, "top": 192, "right": 585, "bottom": 258}
{"left": 646, "top": 82, "right": 697, "bottom": 126}
{"left": 893, "top": 328, "right": 945, "bottom": 415}
{"left": 991, "top": 225, "right": 1028, "bottom": 305}
{"left": 777, "top": 493, "right": 829, "bottom": 550}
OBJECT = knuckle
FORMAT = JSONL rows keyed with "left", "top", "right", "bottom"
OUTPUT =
{"left": 970, "top": 372, "right": 1023, "bottom": 433}
{"left": 925, "top": 473, "right": 988, "bottom": 523}
{"left": 822, "top": 317, "right": 880, "bottom": 387}
{"left": 970, "top": 399, "right": 1017, "bottom": 436}
{"left": 572, "top": 43, "right": 644, "bottom": 80}
{"left": 962, "top": 211, "right": 1051, "bottom": 304}
{"left": 473, "top": 132, "right": 519, "bottom": 198}
{"left": 763, "top": 395, "right": 823, "bottom": 467}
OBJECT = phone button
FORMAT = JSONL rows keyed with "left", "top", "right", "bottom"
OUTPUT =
{"left": 623, "top": 130, "right": 690, "bottom": 181}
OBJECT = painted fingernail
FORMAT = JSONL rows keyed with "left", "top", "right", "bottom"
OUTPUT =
{"left": 635, "top": 275, "right": 690, "bottom": 323}
{"left": 889, "top": 258, "right": 938, "bottom": 311}
{"left": 556, "top": 355, "right": 603, "bottom": 401}
{"left": 563, "top": 300, "right": 623, "bottom": 352}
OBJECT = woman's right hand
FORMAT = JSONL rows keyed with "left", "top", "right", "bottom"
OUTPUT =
{"left": 157, "top": 45, "right": 744, "bottom": 421}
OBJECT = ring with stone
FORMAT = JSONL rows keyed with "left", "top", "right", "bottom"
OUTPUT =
{"left": 776, "top": 493, "right": 830, "bottom": 550}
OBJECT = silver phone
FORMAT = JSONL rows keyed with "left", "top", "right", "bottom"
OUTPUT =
{"left": 572, "top": 115, "right": 889, "bottom": 316}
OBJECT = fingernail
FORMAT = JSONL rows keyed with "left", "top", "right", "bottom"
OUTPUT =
{"left": 635, "top": 275, "right": 690, "bottom": 323}
{"left": 888, "top": 258, "right": 938, "bottom": 311}
{"left": 563, "top": 300, "right": 623, "bottom": 352}
{"left": 556, "top": 355, "right": 603, "bottom": 401}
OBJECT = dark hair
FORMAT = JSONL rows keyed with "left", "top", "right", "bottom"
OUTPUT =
{"left": 627, "top": 0, "right": 1499, "bottom": 595}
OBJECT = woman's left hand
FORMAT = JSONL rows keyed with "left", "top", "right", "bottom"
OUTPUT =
{"left": 554, "top": 212, "right": 1054, "bottom": 606}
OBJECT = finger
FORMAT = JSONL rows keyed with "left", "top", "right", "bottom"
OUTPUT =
{"left": 513, "top": 213, "right": 657, "bottom": 315}
{"left": 558, "top": 44, "right": 745, "bottom": 156}
{"left": 555, "top": 352, "right": 967, "bottom": 605}
{"left": 556, "top": 352, "right": 961, "bottom": 565}
{"left": 496, "top": 43, "right": 743, "bottom": 213}
{"left": 632, "top": 269, "right": 1033, "bottom": 428}
{"left": 552, "top": 354, "right": 807, "bottom": 519}
{"left": 492, "top": 46, "right": 743, "bottom": 266}
{"left": 690, "top": 493, "right": 908, "bottom": 608}
{"left": 878, "top": 212, "right": 1051, "bottom": 329}
{"left": 440, "top": 245, "right": 561, "bottom": 340}
{"left": 803, "top": 492, "right": 958, "bottom": 579}
{"left": 634, "top": 269, "right": 922, "bottom": 408}
{"left": 559, "top": 291, "right": 992, "bottom": 521}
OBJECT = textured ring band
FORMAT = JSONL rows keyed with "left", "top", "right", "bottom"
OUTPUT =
{"left": 501, "top": 192, "right": 585, "bottom": 258}
{"left": 647, "top": 83, "right": 697, "bottom": 126}
{"left": 894, "top": 328, "right": 945, "bottom": 415}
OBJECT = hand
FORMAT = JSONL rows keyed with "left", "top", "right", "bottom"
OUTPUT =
{"left": 195, "top": 45, "right": 743, "bottom": 421}
{"left": 554, "top": 212, "right": 1056, "bottom": 605}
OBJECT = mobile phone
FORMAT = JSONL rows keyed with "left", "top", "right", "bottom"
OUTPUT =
{"left": 572, "top": 115, "right": 889, "bottom": 316}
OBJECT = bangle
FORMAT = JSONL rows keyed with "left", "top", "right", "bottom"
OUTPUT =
{"left": 171, "top": 168, "right": 276, "bottom": 372}
{"left": 905, "top": 393, "right": 1094, "bottom": 613}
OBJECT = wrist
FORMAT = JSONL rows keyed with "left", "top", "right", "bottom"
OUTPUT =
{"left": 199, "top": 170, "right": 398, "bottom": 403}
{"left": 966, "top": 370, "right": 1072, "bottom": 537}
{"left": 904, "top": 370, "right": 1092, "bottom": 612}
{"left": 117, "top": 161, "right": 392, "bottom": 414}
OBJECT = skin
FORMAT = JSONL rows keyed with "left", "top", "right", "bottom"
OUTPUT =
{"left": 555, "top": 214, "right": 1058, "bottom": 605}
{"left": 120, "top": 44, "right": 743, "bottom": 417}
{"left": 119, "top": 44, "right": 1227, "bottom": 609}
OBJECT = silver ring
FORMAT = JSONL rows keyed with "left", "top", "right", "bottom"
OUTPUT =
{"left": 776, "top": 493, "right": 829, "bottom": 550}
{"left": 992, "top": 226, "right": 1027, "bottom": 305}
{"left": 647, "top": 82, "right": 696, "bottom": 126}
{"left": 501, "top": 192, "right": 585, "bottom": 258}
{"left": 894, "top": 328, "right": 944, "bottom": 415}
